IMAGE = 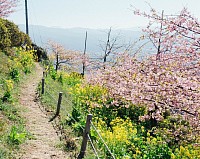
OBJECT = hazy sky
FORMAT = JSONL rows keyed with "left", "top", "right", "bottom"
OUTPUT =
{"left": 7, "top": 0, "right": 200, "bottom": 29}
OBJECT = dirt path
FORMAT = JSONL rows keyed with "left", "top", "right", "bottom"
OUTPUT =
{"left": 18, "top": 63, "right": 67, "bottom": 159}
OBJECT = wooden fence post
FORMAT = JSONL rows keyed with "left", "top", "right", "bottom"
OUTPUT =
{"left": 49, "top": 92, "right": 63, "bottom": 122}
{"left": 42, "top": 78, "right": 45, "bottom": 94}
{"left": 78, "top": 114, "right": 93, "bottom": 159}
{"left": 55, "top": 92, "right": 62, "bottom": 116}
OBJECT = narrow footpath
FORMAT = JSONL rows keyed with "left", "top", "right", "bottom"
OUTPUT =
{"left": 18, "top": 63, "right": 67, "bottom": 159}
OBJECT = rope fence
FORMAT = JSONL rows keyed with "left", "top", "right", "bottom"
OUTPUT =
{"left": 40, "top": 72, "right": 115, "bottom": 159}
{"left": 91, "top": 121, "right": 116, "bottom": 159}
{"left": 87, "top": 134, "right": 100, "bottom": 159}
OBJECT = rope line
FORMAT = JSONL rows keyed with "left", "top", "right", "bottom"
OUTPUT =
{"left": 91, "top": 121, "right": 115, "bottom": 159}
{"left": 45, "top": 89, "right": 58, "bottom": 103}
{"left": 61, "top": 92, "right": 90, "bottom": 120}
{"left": 66, "top": 112, "right": 84, "bottom": 131}
{"left": 45, "top": 84, "right": 61, "bottom": 95}
{"left": 62, "top": 96, "right": 72, "bottom": 106}
{"left": 61, "top": 97, "right": 87, "bottom": 117}
{"left": 87, "top": 134, "right": 100, "bottom": 159}
{"left": 58, "top": 104, "right": 84, "bottom": 131}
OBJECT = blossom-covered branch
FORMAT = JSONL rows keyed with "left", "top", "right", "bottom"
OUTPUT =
{"left": 0, "top": 0, "right": 18, "bottom": 17}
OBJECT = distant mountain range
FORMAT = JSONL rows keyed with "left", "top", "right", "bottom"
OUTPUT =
{"left": 18, "top": 25, "right": 150, "bottom": 56}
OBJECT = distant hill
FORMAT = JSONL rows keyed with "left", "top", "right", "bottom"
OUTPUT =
{"left": 18, "top": 25, "right": 146, "bottom": 57}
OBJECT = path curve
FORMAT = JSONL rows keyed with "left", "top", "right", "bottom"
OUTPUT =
{"left": 19, "top": 63, "right": 67, "bottom": 159}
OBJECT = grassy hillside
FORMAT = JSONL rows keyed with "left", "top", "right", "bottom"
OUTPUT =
{"left": 0, "top": 48, "right": 35, "bottom": 159}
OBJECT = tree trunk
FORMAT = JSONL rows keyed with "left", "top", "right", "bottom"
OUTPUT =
{"left": 56, "top": 53, "right": 59, "bottom": 72}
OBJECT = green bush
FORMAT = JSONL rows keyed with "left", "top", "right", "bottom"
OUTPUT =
{"left": 0, "top": 18, "right": 32, "bottom": 52}
{"left": 9, "top": 67, "right": 20, "bottom": 82}
{"left": 32, "top": 43, "right": 48, "bottom": 61}
{"left": 0, "top": 19, "right": 11, "bottom": 50}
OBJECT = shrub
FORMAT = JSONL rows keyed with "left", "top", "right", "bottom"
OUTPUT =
{"left": 0, "top": 18, "right": 32, "bottom": 52}
{"left": 0, "top": 18, "right": 11, "bottom": 50}
{"left": 31, "top": 43, "right": 48, "bottom": 61}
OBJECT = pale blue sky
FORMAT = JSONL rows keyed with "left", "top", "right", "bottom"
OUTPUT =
{"left": 7, "top": 0, "right": 200, "bottom": 29}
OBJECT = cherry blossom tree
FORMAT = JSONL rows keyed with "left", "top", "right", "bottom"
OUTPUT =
{"left": 133, "top": 7, "right": 200, "bottom": 61}
{"left": 87, "top": 7, "right": 200, "bottom": 144}
{"left": 0, "top": 0, "right": 18, "bottom": 17}
{"left": 48, "top": 41, "right": 82, "bottom": 72}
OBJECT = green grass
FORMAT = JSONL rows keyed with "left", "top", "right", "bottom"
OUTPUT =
{"left": 0, "top": 50, "right": 35, "bottom": 158}
{"left": 39, "top": 74, "right": 74, "bottom": 117}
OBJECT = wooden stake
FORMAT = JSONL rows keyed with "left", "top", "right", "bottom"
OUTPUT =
{"left": 78, "top": 114, "right": 93, "bottom": 159}
{"left": 55, "top": 92, "right": 62, "bottom": 116}
{"left": 42, "top": 78, "right": 45, "bottom": 94}
{"left": 49, "top": 92, "right": 63, "bottom": 122}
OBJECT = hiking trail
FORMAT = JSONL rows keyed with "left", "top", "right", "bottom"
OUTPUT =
{"left": 18, "top": 63, "right": 67, "bottom": 159}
